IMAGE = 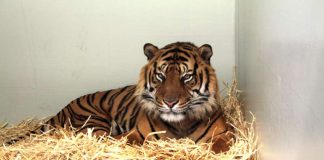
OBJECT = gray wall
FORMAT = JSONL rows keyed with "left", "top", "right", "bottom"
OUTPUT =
{"left": 238, "top": 0, "right": 324, "bottom": 159}
{"left": 0, "top": 0, "right": 236, "bottom": 123}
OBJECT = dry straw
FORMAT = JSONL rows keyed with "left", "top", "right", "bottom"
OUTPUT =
{"left": 0, "top": 75, "right": 258, "bottom": 160}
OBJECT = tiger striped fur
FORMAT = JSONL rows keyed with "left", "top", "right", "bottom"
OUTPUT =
{"left": 21, "top": 42, "right": 233, "bottom": 153}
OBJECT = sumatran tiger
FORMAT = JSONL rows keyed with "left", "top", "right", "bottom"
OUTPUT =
{"left": 20, "top": 42, "right": 233, "bottom": 153}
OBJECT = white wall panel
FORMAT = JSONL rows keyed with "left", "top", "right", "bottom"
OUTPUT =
{"left": 238, "top": 0, "right": 324, "bottom": 159}
{"left": 0, "top": 0, "right": 235, "bottom": 123}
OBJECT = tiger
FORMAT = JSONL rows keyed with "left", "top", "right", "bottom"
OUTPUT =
{"left": 16, "top": 42, "right": 233, "bottom": 153}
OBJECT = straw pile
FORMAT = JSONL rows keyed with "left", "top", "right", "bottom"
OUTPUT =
{"left": 0, "top": 75, "right": 258, "bottom": 160}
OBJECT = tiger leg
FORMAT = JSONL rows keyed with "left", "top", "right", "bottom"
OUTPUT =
{"left": 112, "top": 128, "right": 144, "bottom": 145}
{"left": 198, "top": 114, "right": 234, "bottom": 153}
{"left": 211, "top": 131, "right": 233, "bottom": 153}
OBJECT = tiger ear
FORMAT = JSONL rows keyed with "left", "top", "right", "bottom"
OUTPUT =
{"left": 198, "top": 44, "right": 213, "bottom": 64}
{"left": 144, "top": 43, "right": 159, "bottom": 60}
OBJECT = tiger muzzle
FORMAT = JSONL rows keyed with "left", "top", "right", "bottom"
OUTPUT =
{"left": 156, "top": 66, "right": 190, "bottom": 109}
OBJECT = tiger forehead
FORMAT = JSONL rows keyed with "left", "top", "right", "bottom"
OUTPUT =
{"left": 157, "top": 46, "right": 198, "bottom": 62}
{"left": 156, "top": 63, "right": 193, "bottom": 74}
{"left": 155, "top": 56, "right": 196, "bottom": 74}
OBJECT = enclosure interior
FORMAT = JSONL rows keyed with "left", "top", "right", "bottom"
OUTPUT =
{"left": 0, "top": 0, "right": 323, "bottom": 159}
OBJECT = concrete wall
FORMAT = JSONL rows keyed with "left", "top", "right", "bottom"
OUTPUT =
{"left": 238, "top": 0, "right": 324, "bottom": 159}
{"left": 0, "top": 0, "right": 236, "bottom": 123}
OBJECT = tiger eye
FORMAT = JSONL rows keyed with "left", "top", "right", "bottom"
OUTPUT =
{"left": 184, "top": 74, "right": 192, "bottom": 80}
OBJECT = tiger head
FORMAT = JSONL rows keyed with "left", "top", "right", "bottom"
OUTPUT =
{"left": 136, "top": 42, "right": 220, "bottom": 122}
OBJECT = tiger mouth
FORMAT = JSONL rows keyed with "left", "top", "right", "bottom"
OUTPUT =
{"left": 159, "top": 112, "right": 186, "bottom": 122}
{"left": 158, "top": 107, "right": 188, "bottom": 114}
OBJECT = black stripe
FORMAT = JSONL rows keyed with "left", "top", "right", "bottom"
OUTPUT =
{"left": 163, "top": 56, "right": 174, "bottom": 61}
{"left": 187, "top": 120, "right": 203, "bottom": 135}
{"left": 64, "top": 108, "right": 77, "bottom": 127}
{"left": 121, "top": 121, "right": 127, "bottom": 131}
{"left": 136, "top": 125, "right": 145, "bottom": 141}
{"left": 142, "top": 93, "right": 154, "bottom": 100}
{"left": 93, "top": 128, "right": 110, "bottom": 133}
{"left": 60, "top": 110, "right": 66, "bottom": 127}
{"left": 66, "top": 105, "right": 88, "bottom": 122}
{"left": 178, "top": 56, "right": 188, "bottom": 61}
{"left": 91, "top": 92, "right": 97, "bottom": 103}
{"left": 49, "top": 118, "right": 55, "bottom": 126}
{"left": 99, "top": 90, "right": 112, "bottom": 112}
{"left": 193, "top": 62, "right": 198, "bottom": 75}
{"left": 164, "top": 48, "right": 182, "bottom": 55}
{"left": 115, "top": 88, "right": 136, "bottom": 121}
{"left": 144, "top": 68, "right": 148, "bottom": 89}
{"left": 182, "top": 46, "right": 193, "bottom": 51}
{"left": 56, "top": 111, "right": 63, "bottom": 127}
{"left": 161, "top": 51, "right": 172, "bottom": 58}
{"left": 204, "top": 68, "right": 210, "bottom": 92}
{"left": 190, "top": 102, "right": 205, "bottom": 106}
{"left": 107, "top": 86, "right": 129, "bottom": 113}
{"left": 182, "top": 51, "right": 191, "bottom": 58}
{"left": 199, "top": 72, "right": 204, "bottom": 91}
{"left": 129, "top": 104, "right": 141, "bottom": 129}
{"left": 117, "top": 88, "right": 135, "bottom": 110}
{"left": 88, "top": 115, "right": 112, "bottom": 126}
{"left": 76, "top": 98, "right": 97, "bottom": 115}
{"left": 195, "top": 112, "right": 223, "bottom": 143}
{"left": 119, "top": 97, "right": 136, "bottom": 122}
{"left": 161, "top": 120, "right": 179, "bottom": 135}
{"left": 115, "top": 123, "right": 123, "bottom": 135}
{"left": 147, "top": 114, "right": 160, "bottom": 140}
{"left": 161, "top": 48, "right": 190, "bottom": 58}
{"left": 86, "top": 94, "right": 105, "bottom": 115}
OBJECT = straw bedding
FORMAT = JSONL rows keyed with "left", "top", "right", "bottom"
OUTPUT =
{"left": 0, "top": 76, "right": 258, "bottom": 160}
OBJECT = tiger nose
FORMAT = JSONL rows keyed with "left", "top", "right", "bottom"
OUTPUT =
{"left": 163, "top": 98, "right": 179, "bottom": 108}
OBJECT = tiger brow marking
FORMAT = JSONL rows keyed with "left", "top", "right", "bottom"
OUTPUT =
{"left": 162, "top": 55, "right": 189, "bottom": 62}
{"left": 162, "top": 56, "right": 174, "bottom": 61}
{"left": 181, "top": 51, "right": 191, "bottom": 58}
{"left": 182, "top": 45, "right": 194, "bottom": 51}
{"left": 180, "top": 63, "right": 188, "bottom": 73}
{"left": 178, "top": 56, "right": 188, "bottom": 61}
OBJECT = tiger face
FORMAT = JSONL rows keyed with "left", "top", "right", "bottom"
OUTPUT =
{"left": 136, "top": 42, "right": 220, "bottom": 122}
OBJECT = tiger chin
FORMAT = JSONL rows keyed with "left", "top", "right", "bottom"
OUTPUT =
{"left": 12, "top": 42, "right": 233, "bottom": 154}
